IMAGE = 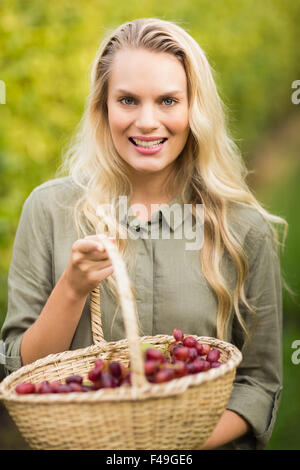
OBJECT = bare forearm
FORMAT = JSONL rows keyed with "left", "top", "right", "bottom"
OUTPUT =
{"left": 20, "top": 272, "right": 87, "bottom": 365}
{"left": 200, "top": 410, "right": 250, "bottom": 450}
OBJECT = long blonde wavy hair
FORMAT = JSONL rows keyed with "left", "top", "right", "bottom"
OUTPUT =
{"left": 57, "top": 18, "right": 289, "bottom": 342}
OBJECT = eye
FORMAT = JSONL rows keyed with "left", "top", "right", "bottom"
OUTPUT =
{"left": 119, "top": 97, "right": 135, "bottom": 105}
{"left": 162, "top": 98, "right": 177, "bottom": 106}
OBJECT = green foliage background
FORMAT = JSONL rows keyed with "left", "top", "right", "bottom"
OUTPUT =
{"left": 0, "top": 0, "right": 299, "bottom": 449}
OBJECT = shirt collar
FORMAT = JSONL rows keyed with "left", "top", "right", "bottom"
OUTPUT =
{"left": 159, "top": 196, "right": 187, "bottom": 232}
{"left": 120, "top": 195, "right": 194, "bottom": 233}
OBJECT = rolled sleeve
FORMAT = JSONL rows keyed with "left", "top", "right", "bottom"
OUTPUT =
{"left": 0, "top": 336, "right": 23, "bottom": 376}
{"left": 0, "top": 188, "right": 53, "bottom": 375}
{"left": 225, "top": 222, "right": 283, "bottom": 449}
{"left": 226, "top": 383, "right": 283, "bottom": 449}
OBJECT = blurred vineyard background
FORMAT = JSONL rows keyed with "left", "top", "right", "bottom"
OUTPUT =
{"left": 0, "top": 0, "right": 299, "bottom": 450}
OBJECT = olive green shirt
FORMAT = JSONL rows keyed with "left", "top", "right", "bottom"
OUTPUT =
{"left": 0, "top": 176, "right": 283, "bottom": 450}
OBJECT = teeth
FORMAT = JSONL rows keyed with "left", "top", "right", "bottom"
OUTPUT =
{"left": 132, "top": 138, "right": 165, "bottom": 148}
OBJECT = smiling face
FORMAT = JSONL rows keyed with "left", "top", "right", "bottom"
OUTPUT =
{"left": 106, "top": 48, "right": 190, "bottom": 179}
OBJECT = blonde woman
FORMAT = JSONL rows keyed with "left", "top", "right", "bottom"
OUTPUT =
{"left": 1, "top": 18, "right": 286, "bottom": 450}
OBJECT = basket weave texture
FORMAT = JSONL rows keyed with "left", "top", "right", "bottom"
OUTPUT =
{"left": 0, "top": 237, "right": 242, "bottom": 450}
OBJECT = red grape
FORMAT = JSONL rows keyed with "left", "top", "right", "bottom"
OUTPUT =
{"left": 155, "top": 368, "right": 174, "bottom": 383}
{"left": 145, "top": 348, "right": 165, "bottom": 363}
{"left": 146, "top": 374, "right": 156, "bottom": 383}
{"left": 200, "top": 360, "right": 211, "bottom": 371}
{"left": 88, "top": 367, "right": 102, "bottom": 382}
{"left": 183, "top": 336, "right": 198, "bottom": 348}
{"left": 195, "top": 343, "right": 204, "bottom": 355}
{"left": 174, "top": 346, "right": 189, "bottom": 361}
{"left": 100, "top": 372, "right": 116, "bottom": 388}
{"left": 165, "top": 367, "right": 175, "bottom": 380}
{"left": 193, "top": 359, "right": 203, "bottom": 373}
{"left": 193, "top": 359, "right": 210, "bottom": 373}
{"left": 186, "top": 363, "right": 195, "bottom": 374}
{"left": 168, "top": 341, "right": 179, "bottom": 355}
{"left": 200, "top": 343, "right": 211, "bottom": 355}
{"left": 49, "top": 381, "right": 61, "bottom": 392}
{"left": 210, "top": 361, "right": 222, "bottom": 368}
{"left": 91, "top": 380, "right": 102, "bottom": 391}
{"left": 94, "top": 358, "right": 105, "bottom": 370}
{"left": 171, "top": 344, "right": 182, "bottom": 357}
{"left": 56, "top": 384, "right": 72, "bottom": 393}
{"left": 173, "top": 328, "right": 184, "bottom": 342}
{"left": 37, "top": 381, "right": 52, "bottom": 394}
{"left": 35, "top": 381, "right": 46, "bottom": 393}
{"left": 15, "top": 383, "right": 36, "bottom": 395}
{"left": 144, "top": 360, "right": 159, "bottom": 375}
{"left": 69, "top": 382, "right": 84, "bottom": 392}
{"left": 206, "top": 349, "right": 221, "bottom": 362}
{"left": 65, "top": 375, "right": 83, "bottom": 385}
{"left": 109, "top": 361, "right": 124, "bottom": 378}
{"left": 114, "top": 376, "right": 124, "bottom": 387}
{"left": 124, "top": 372, "right": 131, "bottom": 385}
{"left": 173, "top": 361, "right": 188, "bottom": 378}
{"left": 188, "top": 347, "right": 198, "bottom": 362}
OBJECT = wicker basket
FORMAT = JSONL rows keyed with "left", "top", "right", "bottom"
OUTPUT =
{"left": 0, "top": 237, "right": 242, "bottom": 450}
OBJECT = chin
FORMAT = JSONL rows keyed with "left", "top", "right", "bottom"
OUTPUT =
{"left": 134, "top": 163, "right": 166, "bottom": 174}
{"left": 128, "top": 158, "right": 165, "bottom": 172}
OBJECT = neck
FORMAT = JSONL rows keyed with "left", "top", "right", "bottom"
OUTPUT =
{"left": 128, "top": 164, "right": 177, "bottom": 205}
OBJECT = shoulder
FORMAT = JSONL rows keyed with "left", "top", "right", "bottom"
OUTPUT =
{"left": 227, "top": 201, "right": 279, "bottom": 264}
{"left": 227, "top": 201, "right": 273, "bottom": 243}
{"left": 30, "top": 175, "right": 81, "bottom": 199}
{"left": 17, "top": 176, "right": 85, "bottom": 241}
{"left": 19, "top": 177, "right": 84, "bottom": 233}
{"left": 225, "top": 202, "right": 280, "bottom": 275}
{"left": 24, "top": 176, "right": 83, "bottom": 212}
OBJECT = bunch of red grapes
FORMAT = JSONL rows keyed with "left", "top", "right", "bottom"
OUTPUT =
{"left": 15, "top": 329, "right": 222, "bottom": 395}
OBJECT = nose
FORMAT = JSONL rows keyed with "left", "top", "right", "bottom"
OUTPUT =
{"left": 135, "top": 103, "right": 160, "bottom": 132}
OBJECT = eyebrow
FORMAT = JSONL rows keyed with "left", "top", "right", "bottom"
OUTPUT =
{"left": 115, "top": 88, "right": 185, "bottom": 98}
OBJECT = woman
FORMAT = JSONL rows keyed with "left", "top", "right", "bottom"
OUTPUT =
{"left": 1, "top": 18, "right": 287, "bottom": 450}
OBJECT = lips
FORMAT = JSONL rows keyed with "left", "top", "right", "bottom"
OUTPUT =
{"left": 128, "top": 137, "right": 167, "bottom": 155}
{"left": 130, "top": 136, "right": 168, "bottom": 142}
{"left": 129, "top": 137, "right": 168, "bottom": 147}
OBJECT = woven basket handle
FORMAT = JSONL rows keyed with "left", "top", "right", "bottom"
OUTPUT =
{"left": 89, "top": 237, "right": 147, "bottom": 389}
{"left": 90, "top": 285, "right": 105, "bottom": 344}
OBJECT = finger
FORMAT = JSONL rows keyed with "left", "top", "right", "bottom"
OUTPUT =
{"left": 99, "top": 265, "right": 114, "bottom": 281}
{"left": 89, "top": 265, "right": 114, "bottom": 283}
{"left": 79, "top": 245, "right": 113, "bottom": 262}
{"left": 74, "top": 239, "right": 105, "bottom": 254}
{"left": 86, "top": 249, "right": 111, "bottom": 262}
{"left": 84, "top": 235, "right": 116, "bottom": 250}
{"left": 85, "top": 258, "right": 113, "bottom": 271}
{"left": 97, "top": 259, "right": 113, "bottom": 270}
{"left": 84, "top": 234, "right": 116, "bottom": 242}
